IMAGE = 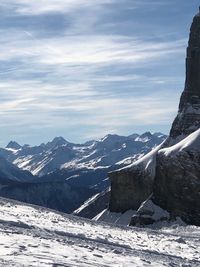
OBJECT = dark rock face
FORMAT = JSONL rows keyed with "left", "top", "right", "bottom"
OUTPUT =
{"left": 6, "top": 141, "right": 21, "bottom": 150}
{"left": 170, "top": 12, "right": 200, "bottom": 139}
{"left": 153, "top": 150, "right": 200, "bottom": 225}
{"left": 107, "top": 10, "right": 200, "bottom": 226}
{"left": 109, "top": 168, "right": 154, "bottom": 213}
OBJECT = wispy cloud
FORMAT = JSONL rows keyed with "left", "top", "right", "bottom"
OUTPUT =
{"left": 0, "top": 0, "right": 189, "bottom": 145}
{"left": 0, "top": 0, "right": 167, "bottom": 16}
{"left": 0, "top": 0, "right": 113, "bottom": 15}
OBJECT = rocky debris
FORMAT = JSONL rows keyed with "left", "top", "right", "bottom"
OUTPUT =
{"left": 130, "top": 199, "right": 170, "bottom": 226}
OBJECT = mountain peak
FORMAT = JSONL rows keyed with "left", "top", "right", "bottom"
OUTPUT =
{"left": 6, "top": 141, "right": 21, "bottom": 150}
{"left": 52, "top": 136, "right": 67, "bottom": 143}
{"left": 169, "top": 11, "right": 200, "bottom": 141}
{"left": 140, "top": 131, "right": 152, "bottom": 137}
{"left": 46, "top": 136, "right": 68, "bottom": 149}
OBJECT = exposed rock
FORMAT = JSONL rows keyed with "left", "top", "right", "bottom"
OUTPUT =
{"left": 108, "top": 143, "right": 161, "bottom": 213}
{"left": 130, "top": 198, "right": 170, "bottom": 226}
{"left": 107, "top": 9, "right": 200, "bottom": 226}
{"left": 6, "top": 141, "right": 21, "bottom": 150}
{"left": 170, "top": 11, "right": 200, "bottom": 140}
{"left": 152, "top": 130, "right": 200, "bottom": 225}
{"left": 109, "top": 168, "right": 153, "bottom": 213}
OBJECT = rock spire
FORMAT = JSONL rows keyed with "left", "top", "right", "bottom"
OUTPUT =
{"left": 170, "top": 10, "right": 200, "bottom": 139}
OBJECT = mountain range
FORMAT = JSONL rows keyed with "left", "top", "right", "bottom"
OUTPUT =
{"left": 0, "top": 132, "right": 166, "bottom": 177}
{"left": 0, "top": 131, "right": 166, "bottom": 214}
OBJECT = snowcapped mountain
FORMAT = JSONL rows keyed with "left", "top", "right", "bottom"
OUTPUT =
{"left": 0, "top": 132, "right": 167, "bottom": 177}
{"left": 0, "top": 197, "right": 199, "bottom": 266}
{"left": 0, "top": 132, "right": 166, "bottom": 216}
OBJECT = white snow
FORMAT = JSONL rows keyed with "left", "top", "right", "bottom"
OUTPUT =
{"left": 73, "top": 192, "right": 101, "bottom": 214}
{"left": 159, "top": 128, "right": 200, "bottom": 157}
{"left": 0, "top": 197, "right": 199, "bottom": 266}
{"left": 93, "top": 209, "right": 136, "bottom": 226}
{"left": 116, "top": 141, "right": 165, "bottom": 180}
{"left": 137, "top": 199, "right": 170, "bottom": 221}
{"left": 2, "top": 132, "right": 166, "bottom": 176}
{"left": 135, "top": 136, "right": 150, "bottom": 142}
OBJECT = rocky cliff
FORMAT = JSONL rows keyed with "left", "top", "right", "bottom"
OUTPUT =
{"left": 108, "top": 9, "right": 200, "bottom": 226}
{"left": 108, "top": 144, "right": 161, "bottom": 212}
{"left": 153, "top": 131, "right": 200, "bottom": 226}
{"left": 170, "top": 11, "right": 200, "bottom": 142}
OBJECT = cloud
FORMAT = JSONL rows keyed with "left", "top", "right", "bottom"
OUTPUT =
{"left": 0, "top": 0, "right": 114, "bottom": 15}
{"left": 0, "top": 31, "right": 186, "bottom": 69}
{"left": 0, "top": 0, "right": 187, "bottom": 145}
{"left": 0, "top": 0, "right": 167, "bottom": 16}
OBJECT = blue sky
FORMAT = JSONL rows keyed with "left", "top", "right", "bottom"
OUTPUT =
{"left": 0, "top": 0, "right": 199, "bottom": 146}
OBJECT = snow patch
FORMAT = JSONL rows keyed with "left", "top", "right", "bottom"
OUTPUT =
{"left": 93, "top": 209, "right": 136, "bottom": 226}
{"left": 137, "top": 199, "right": 170, "bottom": 221}
{"left": 159, "top": 128, "right": 200, "bottom": 157}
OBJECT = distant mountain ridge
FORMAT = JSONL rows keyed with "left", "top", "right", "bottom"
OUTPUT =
{"left": 0, "top": 132, "right": 167, "bottom": 177}
{"left": 0, "top": 131, "right": 166, "bottom": 215}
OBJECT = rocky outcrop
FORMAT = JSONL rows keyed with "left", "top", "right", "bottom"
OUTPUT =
{"left": 130, "top": 198, "right": 170, "bottom": 226}
{"left": 109, "top": 164, "right": 154, "bottom": 213}
{"left": 108, "top": 142, "right": 161, "bottom": 213}
{"left": 152, "top": 130, "right": 200, "bottom": 225}
{"left": 170, "top": 11, "right": 200, "bottom": 141}
{"left": 108, "top": 9, "right": 200, "bottom": 226}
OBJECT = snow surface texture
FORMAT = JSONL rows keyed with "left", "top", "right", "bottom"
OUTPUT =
{"left": 0, "top": 197, "right": 199, "bottom": 267}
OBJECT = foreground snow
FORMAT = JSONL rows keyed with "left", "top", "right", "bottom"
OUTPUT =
{"left": 0, "top": 198, "right": 199, "bottom": 266}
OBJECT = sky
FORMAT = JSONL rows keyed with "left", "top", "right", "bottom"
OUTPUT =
{"left": 0, "top": 0, "right": 200, "bottom": 146}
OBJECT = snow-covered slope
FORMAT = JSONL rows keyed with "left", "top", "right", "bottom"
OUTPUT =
{"left": 73, "top": 188, "right": 110, "bottom": 218}
{"left": 159, "top": 128, "right": 200, "bottom": 156}
{"left": 0, "top": 132, "right": 167, "bottom": 177}
{"left": 0, "top": 197, "right": 199, "bottom": 266}
{"left": 0, "top": 156, "right": 36, "bottom": 184}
